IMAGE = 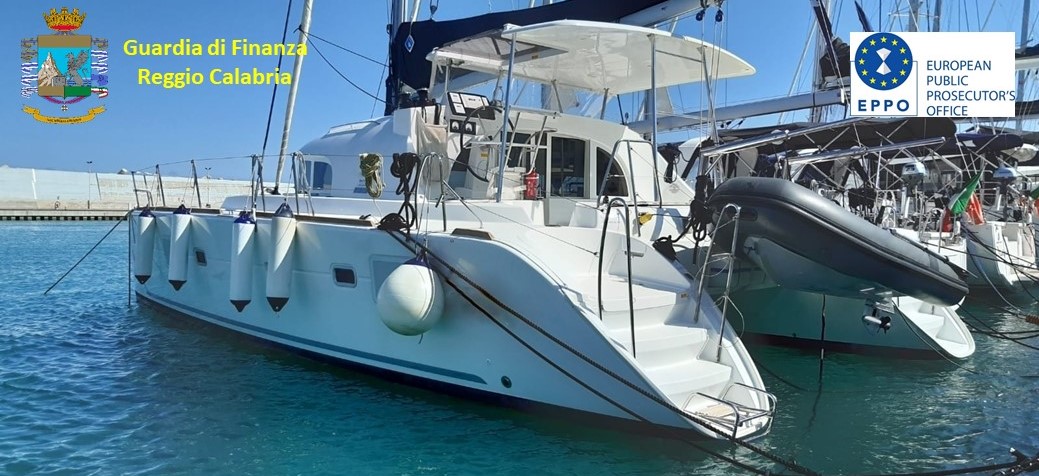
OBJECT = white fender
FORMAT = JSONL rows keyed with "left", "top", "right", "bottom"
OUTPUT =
{"left": 229, "top": 212, "right": 256, "bottom": 312}
{"left": 168, "top": 205, "right": 192, "bottom": 290}
{"left": 376, "top": 257, "right": 445, "bottom": 335}
{"left": 266, "top": 203, "right": 296, "bottom": 312}
{"left": 133, "top": 209, "right": 156, "bottom": 284}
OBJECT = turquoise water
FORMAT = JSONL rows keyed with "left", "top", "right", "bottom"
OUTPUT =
{"left": 2, "top": 221, "right": 1038, "bottom": 475}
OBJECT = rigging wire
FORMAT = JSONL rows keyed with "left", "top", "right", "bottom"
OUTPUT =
{"left": 299, "top": 28, "right": 386, "bottom": 104}
{"left": 304, "top": 30, "right": 388, "bottom": 67}
{"left": 260, "top": 0, "right": 296, "bottom": 163}
{"left": 371, "top": 52, "right": 389, "bottom": 117}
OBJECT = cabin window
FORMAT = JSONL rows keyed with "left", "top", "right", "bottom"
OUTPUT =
{"left": 506, "top": 132, "right": 548, "bottom": 168}
{"left": 550, "top": 137, "right": 587, "bottom": 198}
{"left": 332, "top": 266, "right": 356, "bottom": 287}
{"left": 595, "top": 147, "right": 628, "bottom": 197}
{"left": 306, "top": 161, "right": 333, "bottom": 192}
{"left": 194, "top": 249, "right": 207, "bottom": 266}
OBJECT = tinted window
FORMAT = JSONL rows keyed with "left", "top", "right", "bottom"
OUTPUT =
{"left": 312, "top": 162, "right": 332, "bottom": 190}
{"left": 551, "top": 137, "right": 587, "bottom": 197}
{"left": 595, "top": 147, "right": 628, "bottom": 196}
{"left": 333, "top": 266, "right": 356, "bottom": 287}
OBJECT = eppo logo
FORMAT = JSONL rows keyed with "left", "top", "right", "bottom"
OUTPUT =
{"left": 850, "top": 32, "right": 918, "bottom": 116}
{"left": 855, "top": 33, "right": 913, "bottom": 91}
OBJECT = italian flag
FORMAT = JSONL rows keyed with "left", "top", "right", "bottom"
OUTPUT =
{"left": 941, "top": 173, "right": 984, "bottom": 231}
{"left": 948, "top": 173, "right": 982, "bottom": 216}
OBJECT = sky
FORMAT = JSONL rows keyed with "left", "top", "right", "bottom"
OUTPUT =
{"left": 0, "top": 0, "right": 1032, "bottom": 179}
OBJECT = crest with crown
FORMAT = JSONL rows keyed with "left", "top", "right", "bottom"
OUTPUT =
{"left": 43, "top": 7, "right": 85, "bottom": 32}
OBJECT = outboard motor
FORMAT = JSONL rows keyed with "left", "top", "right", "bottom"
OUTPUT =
{"left": 900, "top": 160, "right": 927, "bottom": 223}
{"left": 901, "top": 160, "right": 927, "bottom": 192}
{"left": 993, "top": 166, "right": 1021, "bottom": 219}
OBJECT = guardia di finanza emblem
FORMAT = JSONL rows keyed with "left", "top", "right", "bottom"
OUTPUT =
{"left": 20, "top": 7, "right": 109, "bottom": 124}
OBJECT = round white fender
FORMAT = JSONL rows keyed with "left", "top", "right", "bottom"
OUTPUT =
{"left": 229, "top": 212, "right": 256, "bottom": 312}
{"left": 168, "top": 205, "right": 192, "bottom": 290}
{"left": 376, "top": 257, "right": 444, "bottom": 335}
{"left": 266, "top": 203, "right": 296, "bottom": 312}
{"left": 133, "top": 209, "right": 156, "bottom": 284}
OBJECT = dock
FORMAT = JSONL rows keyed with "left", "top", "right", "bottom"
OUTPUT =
{"left": 0, "top": 209, "right": 129, "bottom": 221}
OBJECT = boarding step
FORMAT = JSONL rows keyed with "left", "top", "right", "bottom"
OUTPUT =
{"left": 684, "top": 383, "right": 776, "bottom": 439}
{"left": 593, "top": 276, "right": 680, "bottom": 311}
{"left": 607, "top": 324, "right": 709, "bottom": 367}
{"left": 643, "top": 358, "right": 732, "bottom": 406}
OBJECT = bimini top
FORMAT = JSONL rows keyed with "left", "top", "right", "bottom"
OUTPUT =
{"left": 427, "top": 20, "right": 755, "bottom": 95}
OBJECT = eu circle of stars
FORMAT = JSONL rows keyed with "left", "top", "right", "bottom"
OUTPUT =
{"left": 854, "top": 32, "right": 913, "bottom": 91}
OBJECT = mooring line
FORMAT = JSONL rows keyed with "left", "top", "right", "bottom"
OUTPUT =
{"left": 43, "top": 211, "right": 129, "bottom": 295}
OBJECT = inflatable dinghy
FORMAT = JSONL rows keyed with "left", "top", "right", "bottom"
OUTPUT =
{"left": 707, "top": 177, "right": 968, "bottom": 307}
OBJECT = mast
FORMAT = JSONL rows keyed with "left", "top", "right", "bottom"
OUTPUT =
{"left": 808, "top": 0, "right": 835, "bottom": 122}
{"left": 1018, "top": 0, "right": 1031, "bottom": 129}
{"left": 272, "top": 0, "right": 314, "bottom": 196}
{"left": 385, "top": 0, "right": 406, "bottom": 115}
{"left": 931, "top": 0, "right": 942, "bottom": 32}
{"left": 908, "top": 0, "right": 920, "bottom": 32}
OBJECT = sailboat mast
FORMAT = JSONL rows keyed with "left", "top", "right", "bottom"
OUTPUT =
{"left": 385, "top": 0, "right": 407, "bottom": 115}
{"left": 1018, "top": 0, "right": 1031, "bottom": 129}
{"left": 272, "top": 0, "right": 314, "bottom": 196}
{"left": 931, "top": 0, "right": 942, "bottom": 32}
{"left": 907, "top": 0, "right": 920, "bottom": 32}
{"left": 808, "top": 0, "right": 834, "bottom": 122}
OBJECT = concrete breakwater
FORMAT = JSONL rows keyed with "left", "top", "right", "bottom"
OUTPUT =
{"left": 0, "top": 165, "right": 253, "bottom": 211}
{"left": 0, "top": 209, "right": 128, "bottom": 221}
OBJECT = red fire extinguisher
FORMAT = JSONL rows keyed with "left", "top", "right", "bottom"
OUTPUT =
{"left": 524, "top": 170, "right": 539, "bottom": 200}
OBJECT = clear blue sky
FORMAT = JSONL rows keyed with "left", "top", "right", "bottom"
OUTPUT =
{"left": 1, "top": 1, "right": 1030, "bottom": 179}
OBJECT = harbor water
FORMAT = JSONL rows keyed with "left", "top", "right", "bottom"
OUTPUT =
{"left": 2, "top": 221, "right": 1038, "bottom": 475}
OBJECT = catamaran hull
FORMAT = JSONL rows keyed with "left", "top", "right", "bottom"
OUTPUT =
{"left": 134, "top": 291, "right": 693, "bottom": 435}
{"left": 129, "top": 209, "right": 753, "bottom": 438}
{"left": 724, "top": 287, "right": 974, "bottom": 358}
{"left": 964, "top": 221, "right": 1039, "bottom": 289}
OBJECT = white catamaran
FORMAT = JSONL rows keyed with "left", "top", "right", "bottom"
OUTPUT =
{"left": 130, "top": 13, "right": 775, "bottom": 440}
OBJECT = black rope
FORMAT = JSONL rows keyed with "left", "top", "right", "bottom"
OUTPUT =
{"left": 259, "top": 0, "right": 294, "bottom": 162}
{"left": 653, "top": 174, "right": 714, "bottom": 263}
{"left": 382, "top": 231, "right": 820, "bottom": 475}
{"left": 658, "top": 143, "right": 682, "bottom": 184}
{"left": 960, "top": 226, "right": 1039, "bottom": 302}
{"left": 382, "top": 231, "right": 771, "bottom": 475}
{"left": 959, "top": 307, "right": 1039, "bottom": 352}
{"left": 379, "top": 227, "right": 1033, "bottom": 476}
{"left": 378, "top": 153, "right": 421, "bottom": 233}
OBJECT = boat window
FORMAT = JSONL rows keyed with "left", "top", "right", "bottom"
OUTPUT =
{"left": 506, "top": 132, "right": 548, "bottom": 168}
{"left": 194, "top": 249, "right": 207, "bottom": 266}
{"left": 305, "top": 160, "right": 333, "bottom": 193}
{"left": 595, "top": 147, "right": 628, "bottom": 196}
{"left": 332, "top": 266, "right": 356, "bottom": 287}
{"left": 551, "top": 137, "right": 587, "bottom": 197}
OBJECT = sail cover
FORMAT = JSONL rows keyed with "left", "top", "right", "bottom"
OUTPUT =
{"left": 708, "top": 117, "right": 957, "bottom": 155}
